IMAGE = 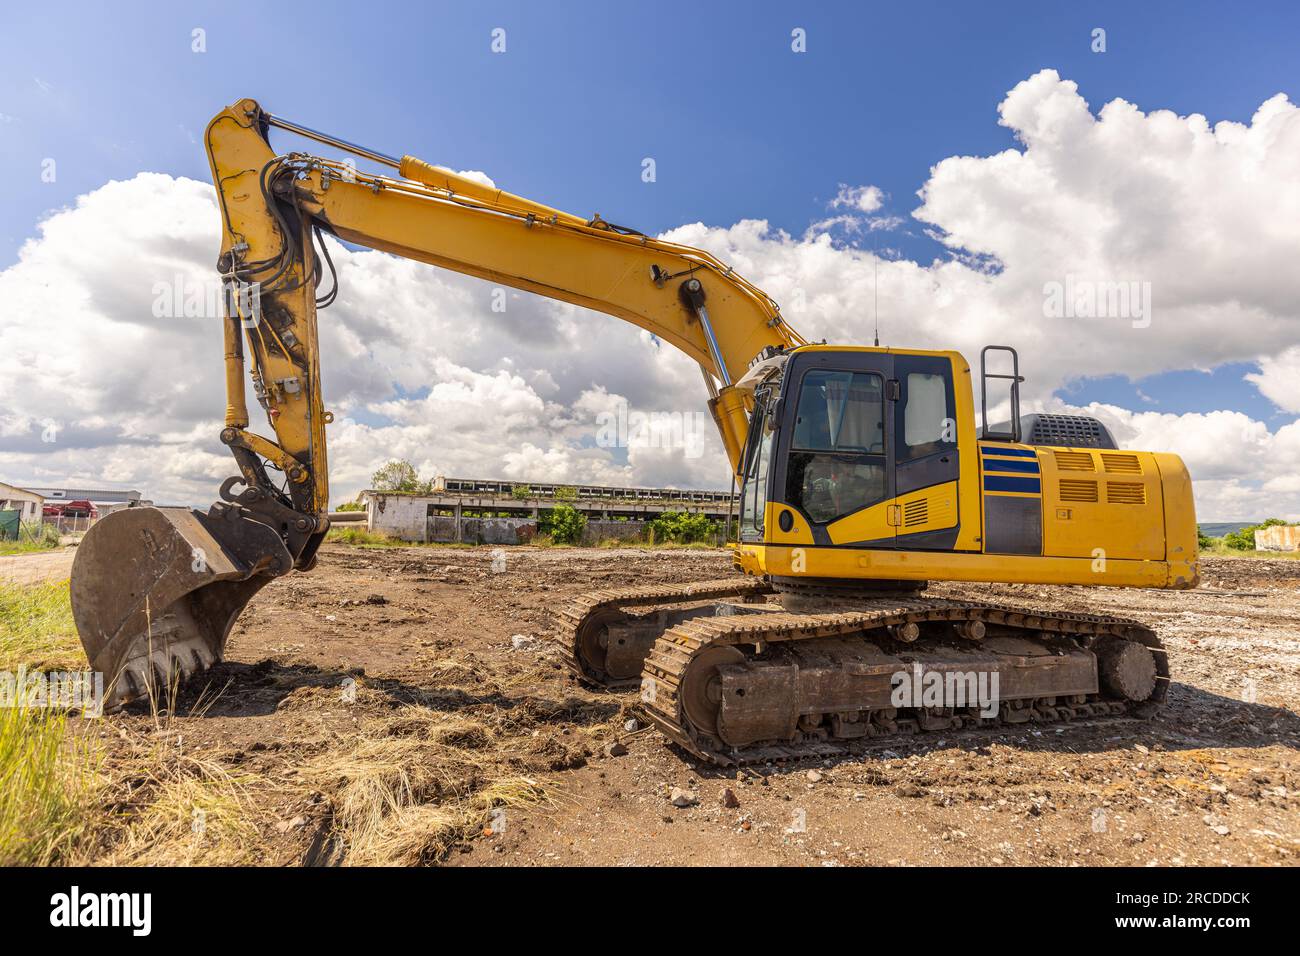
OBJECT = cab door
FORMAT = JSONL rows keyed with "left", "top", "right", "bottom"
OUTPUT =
{"left": 890, "top": 354, "right": 961, "bottom": 548}
{"left": 771, "top": 350, "right": 895, "bottom": 547}
{"left": 737, "top": 383, "right": 776, "bottom": 543}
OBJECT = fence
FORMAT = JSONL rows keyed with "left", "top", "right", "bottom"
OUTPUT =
{"left": 44, "top": 515, "right": 95, "bottom": 536}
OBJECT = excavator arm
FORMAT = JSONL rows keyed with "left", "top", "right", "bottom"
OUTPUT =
{"left": 70, "top": 98, "right": 803, "bottom": 707}
{"left": 207, "top": 99, "right": 802, "bottom": 536}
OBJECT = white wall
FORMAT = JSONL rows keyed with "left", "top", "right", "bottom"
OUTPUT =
{"left": 0, "top": 484, "right": 44, "bottom": 520}
{"left": 366, "top": 494, "right": 427, "bottom": 541}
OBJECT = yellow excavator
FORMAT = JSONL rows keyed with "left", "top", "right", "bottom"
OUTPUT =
{"left": 70, "top": 99, "right": 1197, "bottom": 764}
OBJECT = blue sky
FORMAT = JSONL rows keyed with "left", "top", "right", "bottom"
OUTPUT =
{"left": 2, "top": 0, "right": 1297, "bottom": 421}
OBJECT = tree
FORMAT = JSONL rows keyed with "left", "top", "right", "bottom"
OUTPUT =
{"left": 371, "top": 459, "right": 421, "bottom": 492}
{"left": 650, "top": 511, "right": 718, "bottom": 544}
{"left": 542, "top": 505, "right": 586, "bottom": 544}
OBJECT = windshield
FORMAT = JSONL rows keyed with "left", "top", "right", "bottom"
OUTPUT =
{"left": 787, "top": 370, "right": 888, "bottom": 524}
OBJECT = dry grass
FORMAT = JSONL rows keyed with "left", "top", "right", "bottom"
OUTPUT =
{"left": 0, "top": 578, "right": 577, "bottom": 867}
{"left": 301, "top": 707, "right": 556, "bottom": 865}
{"left": 0, "top": 583, "right": 270, "bottom": 866}
{"left": 93, "top": 743, "right": 267, "bottom": 866}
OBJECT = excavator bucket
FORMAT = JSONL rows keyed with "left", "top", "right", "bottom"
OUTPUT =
{"left": 70, "top": 506, "right": 294, "bottom": 710}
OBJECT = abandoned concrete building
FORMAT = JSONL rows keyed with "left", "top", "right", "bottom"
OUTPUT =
{"left": 361, "top": 477, "right": 737, "bottom": 545}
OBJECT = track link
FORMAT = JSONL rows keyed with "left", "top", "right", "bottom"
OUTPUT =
{"left": 551, "top": 577, "right": 775, "bottom": 687}
{"left": 639, "top": 598, "right": 1168, "bottom": 765}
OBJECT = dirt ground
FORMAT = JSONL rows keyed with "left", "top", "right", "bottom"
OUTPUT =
{"left": 66, "top": 546, "right": 1300, "bottom": 865}
{"left": 0, "top": 547, "right": 74, "bottom": 585}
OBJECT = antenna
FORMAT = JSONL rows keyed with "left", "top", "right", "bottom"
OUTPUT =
{"left": 873, "top": 235, "right": 880, "bottom": 347}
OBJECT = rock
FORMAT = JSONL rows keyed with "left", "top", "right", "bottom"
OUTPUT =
{"left": 805, "top": 769, "right": 824, "bottom": 784}
{"left": 604, "top": 741, "right": 628, "bottom": 758}
{"left": 624, "top": 717, "right": 640, "bottom": 732}
{"left": 510, "top": 634, "right": 535, "bottom": 650}
{"left": 669, "top": 787, "right": 699, "bottom": 808}
{"left": 721, "top": 788, "right": 741, "bottom": 809}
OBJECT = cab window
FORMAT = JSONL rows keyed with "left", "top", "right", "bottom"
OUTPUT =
{"left": 785, "top": 370, "right": 887, "bottom": 524}
{"left": 739, "top": 396, "right": 773, "bottom": 539}
{"left": 896, "top": 357, "right": 956, "bottom": 462}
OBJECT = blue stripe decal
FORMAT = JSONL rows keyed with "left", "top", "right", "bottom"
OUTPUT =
{"left": 982, "top": 458, "right": 1040, "bottom": 474}
{"left": 979, "top": 445, "right": 1037, "bottom": 458}
{"left": 984, "top": 475, "right": 1042, "bottom": 494}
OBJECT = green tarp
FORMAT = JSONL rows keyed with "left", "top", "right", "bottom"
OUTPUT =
{"left": 0, "top": 509, "right": 19, "bottom": 541}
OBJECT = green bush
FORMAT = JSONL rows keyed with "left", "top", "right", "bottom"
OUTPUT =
{"left": 553, "top": 486, "right": 578, "bottom": 501}
{"left": 0, "top": 522, "right": 60, "bottom": 555}
{"left": 511, "top": 484, "right": 532, "bottom": 501}
{"left": 1223, "top": 517, "right": 1290, "bottom": 551}
{"left": 541, "top": 505, "right": 586, "bottom": 544}
{"left": 335, "top": 501, "right": 366, "bottom": 512}
{"left": 649, "top": 511, "right": 717, "bottom": 544}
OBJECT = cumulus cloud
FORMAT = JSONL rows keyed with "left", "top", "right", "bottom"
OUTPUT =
{"left": 829, "top": 183, "right": 884, "bottom": 214}
{"left": 1, "top": 70, "right": 1298, "bottom": 521}
{"left": 0, "top": 174, "right": 723, "bottom": 505}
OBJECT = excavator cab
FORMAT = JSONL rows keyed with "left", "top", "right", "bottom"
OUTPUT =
{"left": 735, "top": 346, "right": 968, "bottom": 565}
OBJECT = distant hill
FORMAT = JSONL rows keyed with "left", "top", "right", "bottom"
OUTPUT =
{"left": 1198, "top": 522, "right": 1257, "bottom": 538}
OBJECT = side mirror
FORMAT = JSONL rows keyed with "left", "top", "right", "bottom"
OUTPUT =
{"left": 764, "top": 397, "right": 783, "bottom": 431}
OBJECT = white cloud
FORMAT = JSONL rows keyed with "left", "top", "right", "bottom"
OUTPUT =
{"left": 1, "top": 70, "right": 1298, "bottom": 522}
{"left": 0, "top": 173, "right": 722, "bottom": 505}
{"left": 829, "top": 183, "right": 884, "bottom": 213}
{"left": 452, "top": 169, "right": 496, "bottom": 189}
{"left": 1246, "top": 346, "right": 1300, "bottom": 413}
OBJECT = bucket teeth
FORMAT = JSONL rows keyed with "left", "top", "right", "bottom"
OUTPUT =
{"left": 105, "top": 636, "right": 221, "bottom": 711}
